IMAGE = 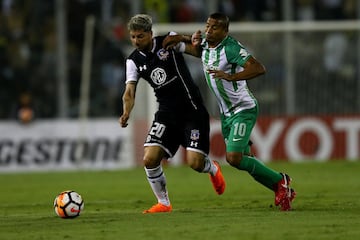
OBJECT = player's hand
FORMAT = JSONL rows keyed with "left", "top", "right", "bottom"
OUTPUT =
{"left": 119, "top": 114, "right": 129, "bottom": 128}
{"left": 163, "top": 35, "right": 183, "bottom": 50}
{"left": 208, "top": 69, "right": 230, "bottom": 80}
{"left": 191, "top": 30, "right": 202, "bottom": 46}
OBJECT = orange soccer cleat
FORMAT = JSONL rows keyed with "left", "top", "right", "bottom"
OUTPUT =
{"left": 209, "top": 161, "right": 226, "bottom": 195}
{"left": 142, "top": 203, "right": 172, "bottom": 214}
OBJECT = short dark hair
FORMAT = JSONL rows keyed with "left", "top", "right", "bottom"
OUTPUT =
{"left": 128, "top": 14, "right": 152, "bottom": 32}
{"left": 209, "top": 12, "right": 229, "bottom": 31}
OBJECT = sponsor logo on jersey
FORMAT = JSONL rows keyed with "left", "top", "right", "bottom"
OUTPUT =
{"left": 157, "top": 49, "right": 169, "bottom": 60}
{"left": 150, "top": 67, "right": 167, "bottom": 85}
{"left": 139, "top": 65, "right": 147, "bottom": 71}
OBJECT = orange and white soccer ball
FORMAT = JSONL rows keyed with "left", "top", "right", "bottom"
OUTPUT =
{"left": 54, "top": 190, "right": 84, "bottom": 218}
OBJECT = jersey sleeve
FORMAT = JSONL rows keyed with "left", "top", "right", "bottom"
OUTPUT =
{"left": 125, "top": 59, "right": 138, "bottom": 84}
{"left": 225, "top": 41, "right": 251, "bottom": 67}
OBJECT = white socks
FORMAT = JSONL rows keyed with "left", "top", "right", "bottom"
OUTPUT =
{"left": 202, "top": 156, "right": 218, "bottom": 176}
{"left": 144, "top": 156, "right": 217, "bottom": 206}
{"left": 144, "top": 165, "right": 171, "bottom": 206}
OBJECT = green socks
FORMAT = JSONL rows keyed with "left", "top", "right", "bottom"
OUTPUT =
{"left": 239, "top": 155, "right": 282, "bottom": 191}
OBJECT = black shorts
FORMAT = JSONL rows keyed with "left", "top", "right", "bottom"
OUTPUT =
{"left": 144, "top": 107, "right": 210, "bottom": 158}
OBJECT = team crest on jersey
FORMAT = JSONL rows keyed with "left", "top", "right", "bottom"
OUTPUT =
{"left": 157, "top": 49, "right": 169, "bottom": 60}
{"left": 150, "top": 67, "right": 167, "bottom": 85}
{"left": 190, "top": 129, "right": 200, "bottom": 140}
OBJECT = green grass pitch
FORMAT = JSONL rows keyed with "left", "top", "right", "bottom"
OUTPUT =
{"left": 1, "top": 161, "right": 360, "bottom": 240}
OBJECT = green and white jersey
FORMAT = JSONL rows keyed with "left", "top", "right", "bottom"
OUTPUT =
{"left": 201, "top": 35, "right": 257, "bottom": 117}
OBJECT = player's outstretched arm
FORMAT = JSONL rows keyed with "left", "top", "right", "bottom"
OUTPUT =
{"left": 163, "top": 32, "right": 202, "bottom": 57}
{"left": 119, "top": 82, "right": 136, "bottom": 128}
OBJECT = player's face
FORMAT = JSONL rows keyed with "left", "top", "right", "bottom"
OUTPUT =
{"left": 205, "top": 18, "right": 228, "bottom": 48}
{"left": 129, "top": 29, "right": 153, "bottom": 52}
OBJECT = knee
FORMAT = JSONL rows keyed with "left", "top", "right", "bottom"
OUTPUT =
{"left": 143, "top": 146, "right": 165, "bottom": 168}
{"left": 226, "top": 152, "right": 243, "bottom": 168}
{"left": 143, "top": 155, "right": 160, "bottom": 168}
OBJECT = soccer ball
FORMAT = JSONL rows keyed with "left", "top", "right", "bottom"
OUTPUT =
{"left": 54, "top": 190, "right": 84, "bottom": 218}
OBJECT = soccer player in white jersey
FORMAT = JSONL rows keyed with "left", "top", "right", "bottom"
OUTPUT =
{"left": 119, "top": 14, "right": 225, "bottom": 213}
{"left": 163, "top": 12, "right": 296, "bottom": 211}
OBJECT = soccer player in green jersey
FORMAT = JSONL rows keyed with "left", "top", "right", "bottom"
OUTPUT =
{"left": 163, "top": 12, "right": 296, "bottom": 211}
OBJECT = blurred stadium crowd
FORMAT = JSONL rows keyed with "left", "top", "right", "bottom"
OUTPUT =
{"left": 0, "top": 0, "right": 359, "bottom": 121}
